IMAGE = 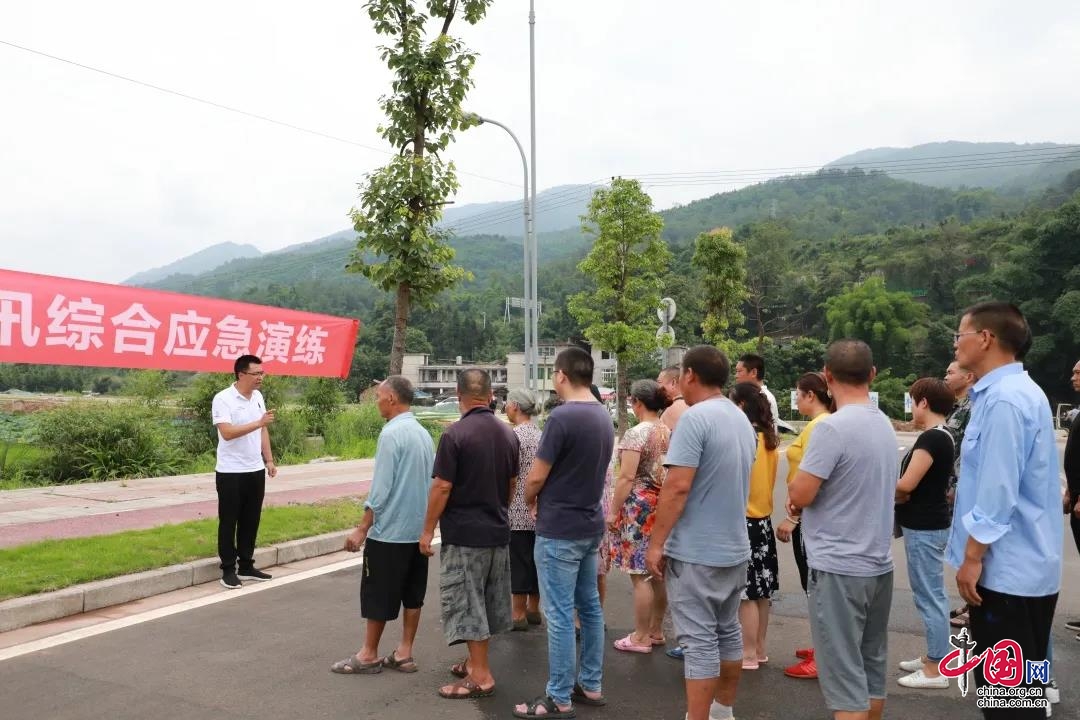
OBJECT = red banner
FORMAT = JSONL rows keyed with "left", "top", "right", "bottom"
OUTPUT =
{"left": 0, "top": 268, "right": 360, "bottom": 378}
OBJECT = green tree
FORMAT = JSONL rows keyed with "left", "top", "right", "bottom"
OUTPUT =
{"left": 300, "top": 378, "right": 345, "bottom": 436}
{"left": 824, "top": 276, "right": 928, "bottom": 372}
{"left": 569, "top": 179, "right": 671, "bottom": 433}
{"left": 692, "top": 227, "right": 748, "bottom": 344}
{"left": 347, "top": 0, "right": 491, "bottom": 375}
{"left": 123, "top": 370, "right": 172, "bottom": 406}
{"left": 737, "top": 221, "right": 795, "bottom": 349}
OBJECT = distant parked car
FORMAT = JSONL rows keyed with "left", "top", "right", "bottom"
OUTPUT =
{"left": 431, "top": 399, "right": 459, "bottom": 414}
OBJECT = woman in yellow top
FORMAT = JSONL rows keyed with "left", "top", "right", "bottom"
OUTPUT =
{"left": 775, "top": 371, "right": 833, "bottom": 679}
{"left": 729, "top": 382, "right": 780, "bottom": 671}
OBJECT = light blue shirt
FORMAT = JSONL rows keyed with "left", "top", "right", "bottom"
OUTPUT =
{"left": 365, "top": 412, "right": 435, "bottom": 543}
{"left": 946, "top": 363, "right": 1062, "bottom": 596}
{"left": 663, "top": 396, "right": 756, "bottom": 568}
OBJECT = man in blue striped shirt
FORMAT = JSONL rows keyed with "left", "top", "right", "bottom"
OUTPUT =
{"left": 947, "top": 302, "right": 1061, "bottom": 719}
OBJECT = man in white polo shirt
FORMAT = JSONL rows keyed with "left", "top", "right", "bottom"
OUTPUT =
{"left": 212, "top": 354, "right": 277, "bottom": 589}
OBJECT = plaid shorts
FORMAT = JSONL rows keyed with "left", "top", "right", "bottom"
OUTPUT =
{"left": 439, "top": 543, "right": 513, "bottom": 645}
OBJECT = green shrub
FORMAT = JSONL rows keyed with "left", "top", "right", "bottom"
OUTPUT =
{"left": 268, "top": 410, "right": 308, "bottom": 463}
{"left": 324, "top": 404, "right": 443, "bottom": 458}
{"left": 32, "top": 403, "right": 185, "bottom": 482}
{"left": 300, "top": 378, "right": 344, "bottom": 435}
{"left": 123, "top": 370, "right": 172, "bottom": 406}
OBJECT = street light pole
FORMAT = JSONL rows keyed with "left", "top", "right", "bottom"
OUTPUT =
{"left": 528, "top": 0, "right": 539, "bottom": 398}
{"left": 464, "top": 112, "right": 534, "bottom": 391}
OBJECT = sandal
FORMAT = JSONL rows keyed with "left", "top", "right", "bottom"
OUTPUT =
{"left": 330, "top": 655, "right": 383, "bottom": 674}
{"left": 572, "top": 684, "right": 606, "bottom": 706}
{"left": 382, "top": 653, "right": 418, "bottom": 673}
{"left": 649, "top": 635, "right": 666, "bottom": 646}
{"left": 450, "top": 659, "right": 469, "bottom": 678}
{"left": 438, "top": 678, "right": 495, "bottom": 699}
{"left": 513, "top": 695, "right": 576, "bottom": 718}
{"left": 526, "top": 611, "right": 543, "bottom": 625}
{"left": 613, "top": 633, "right": 653, "bottom": 654}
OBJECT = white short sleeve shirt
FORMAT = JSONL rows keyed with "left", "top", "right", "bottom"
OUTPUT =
{"left": 212, "top": 385, "right": 267, "bottom": 473}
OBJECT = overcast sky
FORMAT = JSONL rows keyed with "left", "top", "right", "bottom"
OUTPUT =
{"left": 3, "top": 0, "right": 1079, "bottom": 283}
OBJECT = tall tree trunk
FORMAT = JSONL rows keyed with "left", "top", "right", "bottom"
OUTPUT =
{"left": 389, "top": 282, "right": 411, "bottom": 375}
{"left": 616, "top": 353, "right": 629, "bottom": 437}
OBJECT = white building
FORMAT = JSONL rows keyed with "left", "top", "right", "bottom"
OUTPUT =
{"left": 401, "top": 341, "right": 617, "bottom": 397}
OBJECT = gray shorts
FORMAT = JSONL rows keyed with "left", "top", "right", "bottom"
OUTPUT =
{"left": 808, "top": 568, "right": 893, "bottom": 712}
{"left": 439, "top": 543, "right": 513, "bottom": 646}
{"left": 666, "top": 558, "right": 747, "bottom": 680}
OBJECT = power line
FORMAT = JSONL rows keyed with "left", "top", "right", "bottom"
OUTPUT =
{"left": 0, "top": 37, "right": 520, "bottom": 189}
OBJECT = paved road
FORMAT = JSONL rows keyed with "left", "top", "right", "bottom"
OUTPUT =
{"left": 4, "top": 548, "right": 1054, "bottom": 720}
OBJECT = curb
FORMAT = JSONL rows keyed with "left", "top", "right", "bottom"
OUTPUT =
{"left": 0, "top": 529, "right": 352, "bottom": 633}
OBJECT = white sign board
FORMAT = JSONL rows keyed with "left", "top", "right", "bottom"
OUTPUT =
{"left": 904, "top": 392, "right": 913, "bottom": 415}
{"left": 869, "top": 391, "right": 879, "bottom": 409}
{"left": 790, "top": 390, "right": 798, "bottom": 411}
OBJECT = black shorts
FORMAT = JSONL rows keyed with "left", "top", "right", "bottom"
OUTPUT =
{"left": 360, "top": 538, "right": 429, "bottom": 621}
{"left": 509, "top": 530, "right": 539, "bottom": 595}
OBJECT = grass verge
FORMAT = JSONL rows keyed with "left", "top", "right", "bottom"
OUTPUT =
{"left": 0, "top": 497, "right": 364, "bottom": 601}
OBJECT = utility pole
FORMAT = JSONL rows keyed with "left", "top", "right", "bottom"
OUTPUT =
{"left": 528, "top": 0, "right": 539, "bottom": 396}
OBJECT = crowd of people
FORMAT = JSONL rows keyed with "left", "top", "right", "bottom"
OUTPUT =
{"left": 199, "top": 300, "right": 1071, "bottom": 720}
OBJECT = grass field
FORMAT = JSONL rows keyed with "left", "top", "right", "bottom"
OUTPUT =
{"left": 0, "top": 497, "right": 364, "bottom": 600}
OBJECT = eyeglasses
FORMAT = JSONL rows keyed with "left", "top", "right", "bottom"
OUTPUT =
{"left": 952, "top": 331, "right": 982, "bottom": 344}
{"left": 241, "top": 371, "right": 266, "bottom": 377}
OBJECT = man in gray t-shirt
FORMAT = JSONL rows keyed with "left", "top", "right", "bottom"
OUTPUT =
{"left": 648, "top": 345, "right": 756, "bottom": 720}
{"left": 789, "top": 340, "right": 897, "bottom": 720}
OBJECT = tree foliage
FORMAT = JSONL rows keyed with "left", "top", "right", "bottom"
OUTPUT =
{"left": 824, "top": 276, "right": 928, "bottom": 373}
{"left": 348, "top": 0, "right": 491, "bottom": 375}
{"left": 569, "top": 179, "right": 671, "bottom": 433}
{"left": 692, "top": 227, "right": 748, "bottom": 344}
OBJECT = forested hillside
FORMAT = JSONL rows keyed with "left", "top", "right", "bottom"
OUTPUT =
{"left": 6, "top": 169, "right": 1079, "bottom": 405}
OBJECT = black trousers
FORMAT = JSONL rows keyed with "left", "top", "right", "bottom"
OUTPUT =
{"left": 792, "top": 523, "right": 809, "bottom": 594}
{"left": 216, "top": 470, "right": 266, "bottom": 572}
{"left": 1070, "top": 512, "right": 1080, "bottom": 556}
{"left": 969, "top": 586, "right": 1057, "bottom": 720}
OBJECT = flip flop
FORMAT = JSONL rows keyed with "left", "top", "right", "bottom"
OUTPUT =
{"left": 572, "top": 684, "right": 606, "bottom": 706}
{"left": 513, "top": 695, "right": 576, "bottom": 718}
{"left": 438, "top": 678, "right": 495, "bottom": 699}
{"left": 613, "top": 633, "right": 653, "bottom": 654}
{"left": 382, "top": 653, "right": 418, "bottom": 673}
{"left": 330, "top": 655, "right": 383, "bottom": 674}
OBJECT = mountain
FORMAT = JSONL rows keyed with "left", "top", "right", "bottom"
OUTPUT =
{"left": 437, "top": 184, "right": 596, "bottom": 238}
{"left": 826, "top": 141, "right": 1080, "bottom": 192}
{"left": 124, "top": 241, "right": 262, "bottom": 285}
{"left": 658, "top": 167, "right": 1018, "bottom": 245}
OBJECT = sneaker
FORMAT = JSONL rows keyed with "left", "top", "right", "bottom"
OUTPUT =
{"left": 1046, "top": 680, "right": 1060, "bottom": 704}
{"left": 237, "top": 568, "right": 272, "bottom": 582}
{"left": 666, "top": 646, "right": 685, "bottom": 660}
{"left": 784, "top": 657, "right": 817, "bottom": 679}
{"left": 898, "top": 657, "right": 924, "bottom": 672}
{"left": 898, "top": 668, "right": 949, "bottom": 689}
{"left": 220, "top": 572, "right": 242, "bottom": 590}
{"left": 1065, "top": 619, "right": 1080, "bottom": 631}
{"left": 795, "top": 647, "right": 814, "bottom": 660}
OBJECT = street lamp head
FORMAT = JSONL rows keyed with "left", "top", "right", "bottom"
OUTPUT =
{"left": 462, "top": 111, "right": 485, "bottom": 126}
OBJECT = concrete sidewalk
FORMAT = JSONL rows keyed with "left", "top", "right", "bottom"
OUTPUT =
{"left": 0, "top": 458, "right": 374, "bottom": 548}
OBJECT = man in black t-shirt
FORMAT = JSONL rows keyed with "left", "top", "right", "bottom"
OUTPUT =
{"left": 894, "top": 378, "right": 955, "bottom": 689}
{"left": 420, "top": 369, "right": 519, "bottom": 700}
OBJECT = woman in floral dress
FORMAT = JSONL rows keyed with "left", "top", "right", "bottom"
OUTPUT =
{"left": 607, "top": 379, "right": 672, "bottom": 653}
{"left": 506, "top": 388, "right": 543, "bottom": 631}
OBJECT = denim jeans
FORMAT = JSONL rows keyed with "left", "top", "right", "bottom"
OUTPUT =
{"left": 535, "top": 534, "right": 604, "bottom": 706}
{"left": 903, "top": 527, "right": 950, "bottom": 661}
